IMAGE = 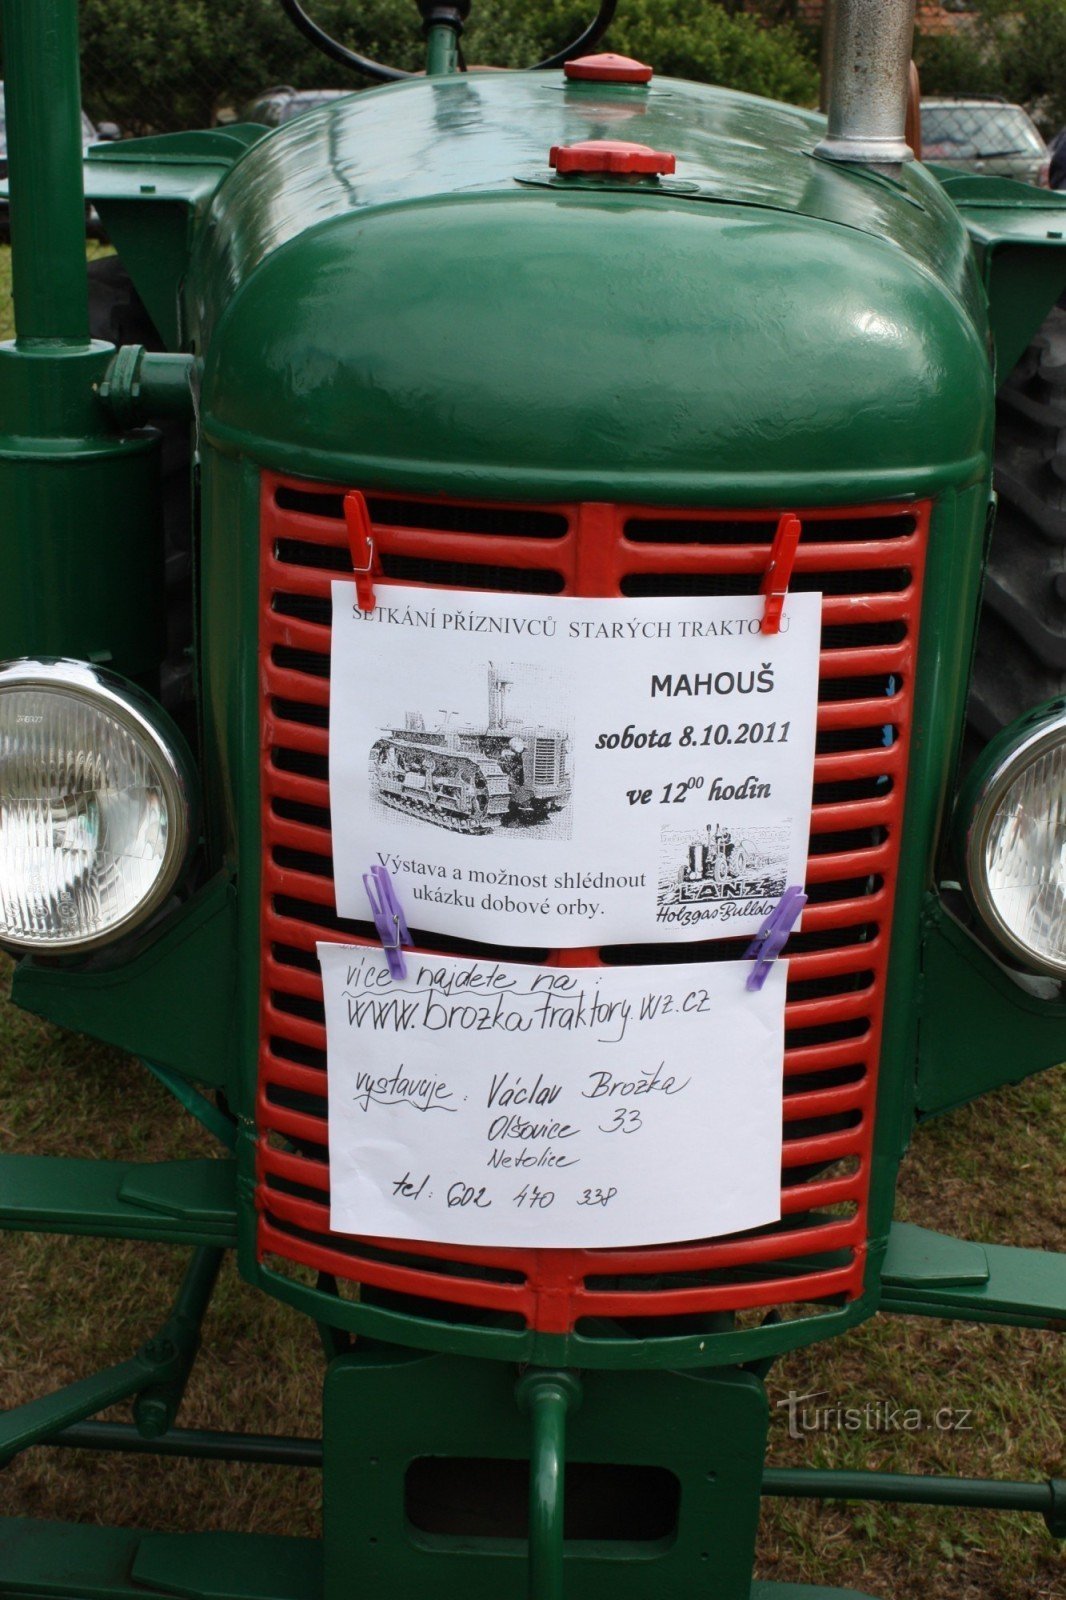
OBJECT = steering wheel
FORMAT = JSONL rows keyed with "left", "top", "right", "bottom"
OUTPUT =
{"left": 278, "top": 0, "right": 618, "bottom": 84}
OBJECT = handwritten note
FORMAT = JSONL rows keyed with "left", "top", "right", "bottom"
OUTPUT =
{"left": 320, "top": 945, "right": 785, "bottom": 1249}
{"left": 328, "top": 586, "right": 821, "bottom": 946}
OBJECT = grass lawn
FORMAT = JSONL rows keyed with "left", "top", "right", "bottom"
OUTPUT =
{"left": 0, "top": 242, "right": 1063, "bottom": 1600}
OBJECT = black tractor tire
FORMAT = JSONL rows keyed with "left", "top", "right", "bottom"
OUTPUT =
{"left": 968, "top": 308, "right": 1066, "bottom": 758}
{"left": 87, "top": 255, "right": 194, "bottom": 712}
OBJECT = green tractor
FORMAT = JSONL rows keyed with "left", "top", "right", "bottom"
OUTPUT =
{"left": 0, "top": 0, "right": 1064, "bottom": 1595}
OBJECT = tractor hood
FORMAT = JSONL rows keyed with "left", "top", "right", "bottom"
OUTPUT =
{"left": 192, "top": 71, "right": 993, "bottom": 504}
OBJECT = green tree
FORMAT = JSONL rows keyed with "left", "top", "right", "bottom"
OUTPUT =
{"left": 605, "top": 0, "right": 818, "bottom": 105}
{"left": 916, "top": 0, "right": 1066, "bottom": 134}
{"left": 58, "top": 0, "right": 819, "bottom": 134}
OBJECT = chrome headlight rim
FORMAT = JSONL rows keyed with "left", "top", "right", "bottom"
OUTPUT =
{"left": 0, "top": 657, "right": 196, "bottom": 953}
{"left": 961, "top": 697, "right": 1066, "bottom": 978}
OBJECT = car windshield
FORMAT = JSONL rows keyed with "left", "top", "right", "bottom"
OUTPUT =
{"left": 922, "top": 103, "right": 1045, "bottom": 158}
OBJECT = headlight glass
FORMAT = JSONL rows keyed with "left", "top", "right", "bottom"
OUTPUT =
{"left": 965, "top": 703, "right": 1066, "bottom": 976}
{"left": 0, "top": 660, "right": 192, "bottom": 951}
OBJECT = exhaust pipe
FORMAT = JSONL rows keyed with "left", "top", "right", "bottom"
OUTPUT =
{"left": 815, "top": 0, "right": 917, "bottom": 166}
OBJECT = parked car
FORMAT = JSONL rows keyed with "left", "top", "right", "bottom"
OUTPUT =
{"left": 921, "top": 97, "right": 1050, "bottom": 186}
{"left": 0, "top": 81, "right": 119, "bottom": 237}
{"left": 242, "top": 85, "right": 354, "bottom": 128}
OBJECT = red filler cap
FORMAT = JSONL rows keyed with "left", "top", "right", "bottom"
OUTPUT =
{"left": 564, "top": 53, "right": 653, "bottom": 84}
{"left": 549, "top": 139, "right": 676, "bottom": 176}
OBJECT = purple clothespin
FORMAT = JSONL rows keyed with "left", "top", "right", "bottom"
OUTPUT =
{"left": 745, "top": 885, "right": 807, "bottom": 992}
{"left": 363, "top": 865, "right": 410, "bottom": 981}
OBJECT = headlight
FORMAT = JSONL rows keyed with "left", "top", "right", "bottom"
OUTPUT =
{"left": 0, "top": 659, "right": 193, "bottom": 951}
{"left": 961, "top": 700, "right": 1066, "bottom": 977}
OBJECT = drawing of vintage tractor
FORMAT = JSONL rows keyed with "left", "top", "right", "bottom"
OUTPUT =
{"left": 677, "top": 824, "right": 785, "bottom": 901}
{"left": 369, "top": 660, "right": 571, "bottom": 833}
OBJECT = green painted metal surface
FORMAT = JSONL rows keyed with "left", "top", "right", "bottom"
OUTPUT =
{"left": 0, "top": 1518, "right": 885, "bottom": 1600}
{"left": 763, "top": 1466, "right": 1066, "bottom": 1525}
{"left": 515, "top": 1370, "right": 584, "bottom": 1600}
{"left": 933, "top": 169, "right": 1066, "bottom": 374}
{"left": 0, "top": 0, "right": 89, "bottom": 343}
{"left": 881, "top": 1222, "right": 1066, "bottom": 1328}
{"left": 863, "top": 484, "right": 992, "bottom": 1258}
{"left": 0, "top": 1522, "right": 322, "bottom": 1600}
{"left": 84, "top": 128, "right": 268, "bottom": 348}
{"left": 11, "top": 878, "right": 239, "bottom": 1094}
{"left": 0, "top": 340, "right": 164, "bottom": 682}
{"left": 322, "top": 1347, "right": 768, "bottom": 1600}
{"left": 0, "top": 1155, "right": 237, "bottom": 1245}
{"left": 257, "top": 1246, "right": 872, "bottom": 1368}
{"left": 917, "top": 896, "right": 1066, "bottom": 1116}
{"left": 0, "top": 1347, "right": 181, "bottom": 1464}
{"left": 0, "top": 0, "right": 166, "bottom": 684}
{"left": 187, "top": 74, "right": 992, "bottom": 503}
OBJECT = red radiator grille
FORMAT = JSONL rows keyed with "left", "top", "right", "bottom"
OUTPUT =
{"left": 257, "top": 473, "right": 929, "bottom": 1338}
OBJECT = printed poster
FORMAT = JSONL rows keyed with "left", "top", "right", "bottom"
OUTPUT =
{"left": 320, "top": 945, "right": 786, "bottom": 1249}
{"left": 329, "top": 585, "right": 821, "bottom": 947}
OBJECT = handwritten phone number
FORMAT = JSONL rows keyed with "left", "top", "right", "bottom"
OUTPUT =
{"left": 390, "top": 1172, "right": 618, "bottom": 1211}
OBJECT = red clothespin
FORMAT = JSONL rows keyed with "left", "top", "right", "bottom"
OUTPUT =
{"left": 760, "top": 513, "right": 802, "bottom": 635}
{"left": 344, "top": 490, "right": 380, "bottom": 613}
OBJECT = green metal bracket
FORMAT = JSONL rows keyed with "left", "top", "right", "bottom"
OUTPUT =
{"left": 917, "top": 895, "right": 1066, "bottom": 1118}
{"left": 0, "top": 1513, "right": 897, "bottom": 1600}
{"left": 0, "top": 1521, "right": 323, "bottom": 1600}
{"left": 1046, "top": 1479, "right": 1066, "bottom": 1541}
{"left": 0, "top": 1155, "right": 238, "bottom": 1246}
{"left": 0, "top": 1345, "right": 182, "bottom": 1466}
{"left": 133, "top": 1247, "right": 226, "bottom": 1438}
{"left": 515, "top": 1370, "right": 583, "bottom": 1600}
{"left": 765, "top": 1466, "right": 1066, "bottom": 1545}
{"left": 141, "top": 1061, "right": 238, "bottom": 1152}
{"left": 933, "top": 170, "right": 1066, "bottom": 374}
{"left": 97, "top": 346, "right": 199, "bottom": 428}
{"left": 880, "top": 1221, "right": 1066, "bottom": 1328}
{"left": 0, "top": 1242, "right": 223, "bottom": 1464}
{"left": 80, "top": 127, "right": 269, "bottom": 348}
{"left": 11, "top": 876, "right": 239, "bottom": 1094}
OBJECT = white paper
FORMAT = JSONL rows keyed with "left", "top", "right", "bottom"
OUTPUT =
{"left": 329, "top": 586, "right": 820, "bottom": 947}
{"left": 320, "top": 945, "right": 785, "bottom": 1249}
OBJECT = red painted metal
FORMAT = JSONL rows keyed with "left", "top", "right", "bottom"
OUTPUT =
{"left": 761, "top": 512, "right": 802, "bottom": 635}
{"left": 343, "top": 490, "right": 379, "bottom": 613}
{"left": 549, "top": 140, "right": 676, "bottom": 176}
{"left": 257, "top": 475, "right": 929, "bottom": 1337}
{"left": 563, "top": 53, "right": 654, "bottom": 84}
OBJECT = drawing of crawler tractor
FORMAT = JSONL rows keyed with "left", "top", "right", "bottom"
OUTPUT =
{"left": 369, "top": 662, "right": 571, "bottom": 835}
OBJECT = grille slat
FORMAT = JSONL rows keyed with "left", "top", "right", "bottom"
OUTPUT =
{"left": 258, "top": 477, "right": 928, "bottom": 1341}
